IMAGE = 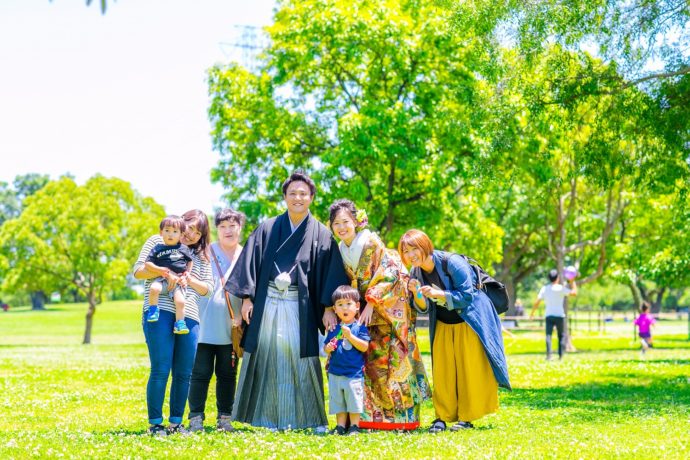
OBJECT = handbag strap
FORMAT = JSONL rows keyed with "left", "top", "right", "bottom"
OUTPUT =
{"left": 210, "top": 247, "right": 228, "bottom": 285}
{"left": 210, "top": 247, "right": 235, "bottom": 321}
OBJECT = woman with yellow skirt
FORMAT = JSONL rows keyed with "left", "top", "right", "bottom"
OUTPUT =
{"left": 399, "top": 229, "right": 511, "bottom": 432}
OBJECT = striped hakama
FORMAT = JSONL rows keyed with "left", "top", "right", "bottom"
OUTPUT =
{"left": 232, "top": 285, "right": 327, "bottom": 429}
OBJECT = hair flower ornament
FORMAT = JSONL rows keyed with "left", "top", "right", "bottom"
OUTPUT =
{"left": 355, "top": 208, "right": 369, "bottom": 232}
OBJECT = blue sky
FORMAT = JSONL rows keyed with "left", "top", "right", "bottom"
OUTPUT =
{"left": 0, "top": 0, "right": 274, "bottom": 214}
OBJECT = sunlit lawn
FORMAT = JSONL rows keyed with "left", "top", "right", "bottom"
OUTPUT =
{"left": 1, "top": 301, "right": 689, "bottom": 459}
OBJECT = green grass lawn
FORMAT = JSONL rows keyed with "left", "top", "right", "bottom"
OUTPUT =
{"left": 1, "top": 302, "right": 689, "bottom": 459}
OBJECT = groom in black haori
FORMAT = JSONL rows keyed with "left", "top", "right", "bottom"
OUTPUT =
{"left": 226, "top": 170, "right": 348, "bottom": 431}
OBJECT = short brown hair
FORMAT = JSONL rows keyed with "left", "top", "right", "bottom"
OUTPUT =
{"left": 398, "top": 229, "right": 434, "bottom": 266}
{"left": 331, "top": 285, "right": 360, "bottom": 305}
{"left": 159, "top": 215, "right": 186, "bottom": 232}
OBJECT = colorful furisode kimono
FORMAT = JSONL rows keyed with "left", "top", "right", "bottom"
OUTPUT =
{"left": 339, "top": 229, "right": 431, "bottom": 430}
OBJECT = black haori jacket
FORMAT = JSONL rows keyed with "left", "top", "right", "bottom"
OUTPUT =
{"left": 226, "top": 212, "right": 348, "bottom": 358}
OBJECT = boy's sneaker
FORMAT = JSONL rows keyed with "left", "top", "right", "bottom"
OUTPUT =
{"left": 346, "top": 425, "right": 360, "bottom": 436}
{"left": 148, "top": 424, "right": 167, "bottom": 436}
{"left": 173, "top": 320, "right": 189, "bottom": 335}
{"left": 188, "top": 415, "right": 204, "bottom": 432}
{"left": 167, "top": 423, "right": 190, "bottom": 435}
{"left": 217, "top": 415, "right": 234, "bottom": 432}
{"left": 146, "top": 305, "right": 159, "bottom": 322}
{"left": 330, "top": 425, "right": 346, "bottom": 435}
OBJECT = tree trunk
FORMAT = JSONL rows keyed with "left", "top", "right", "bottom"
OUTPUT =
{"left": 504, "top": 277, "right": 517, "bottom": 315}
{"left": 30, "top": 291, "right": 47, "bottom": 310}
{"left": 651, "top": 287, "right": 666, "bottom": 314}
{"left": 83, "top": 293, "right": 97, "bottom": 344}
{"left": 628, "top": 281, "right": 643, "bottom": 310}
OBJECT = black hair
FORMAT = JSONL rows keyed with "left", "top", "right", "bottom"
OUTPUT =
{"left": 215, "top": 208, "right": 246, "bottom": 227}
{"left": 282, "top": 170, "right": 316, "bottom": 197}
{"left": 331, "top": 285, "right": 360, "bottom": 305}
{"left": 328, "top": 199, "right": 357, "bottom": 228}
{"left": 641, "top": 302, "right": 650, "bottom": 313}
{"left": 159, "top": 215, "right": 186, "bottom": 232}
{"left": 548, "top": 269, "right": 559, "bottom": 282}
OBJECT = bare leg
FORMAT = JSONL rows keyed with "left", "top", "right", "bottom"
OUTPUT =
{"left": 173, "top": 289, "right": 186, "bottom": 322}
{"left": 349, "top": 413, "right": 360, "bottom": 427}
{"left": 149, "top": 281, "right": 163, "bottom": 306}
{"left": 336, "top": 413, "right": 348, "bottom": 428}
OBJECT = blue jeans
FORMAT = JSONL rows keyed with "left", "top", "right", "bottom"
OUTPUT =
{"left": 143, "top": 309, "right": 199, "bottom": 425}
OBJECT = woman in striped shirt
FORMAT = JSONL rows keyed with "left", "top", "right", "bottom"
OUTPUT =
{"left": 133, "top": 209, "right": 214, "bottom": 436}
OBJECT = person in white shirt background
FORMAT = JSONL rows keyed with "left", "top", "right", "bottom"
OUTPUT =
{"left": 530, "top": 269, "right": 577, "bottom": 360}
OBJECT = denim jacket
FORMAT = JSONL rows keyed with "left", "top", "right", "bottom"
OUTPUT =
{"left": 411, "top": 250, "right": 511, "bottom": 390}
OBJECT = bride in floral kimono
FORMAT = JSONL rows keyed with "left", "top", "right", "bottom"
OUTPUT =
{"left": 328, "top": 199, "right": 430, "bottom": 430}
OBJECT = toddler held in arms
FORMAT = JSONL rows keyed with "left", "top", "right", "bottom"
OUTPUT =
{"left": 144, "top": 215, "right": 194, "bottom": 334}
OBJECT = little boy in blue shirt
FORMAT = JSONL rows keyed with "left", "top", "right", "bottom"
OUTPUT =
{"left": 323, "top": 285, "right": 370, "bottom": 435}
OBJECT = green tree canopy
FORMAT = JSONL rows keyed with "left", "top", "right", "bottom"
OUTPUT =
{"left": 209, "top": 0, "right": 689, "bottom": 311}
{"left": 0, "top": 175, "right": 163, "bottom": 343}
{"left": 0, "top": 173, "right": 49, "bottom": 226}
{"left": 209, "top": 0, "right": 504, "bottom": 262}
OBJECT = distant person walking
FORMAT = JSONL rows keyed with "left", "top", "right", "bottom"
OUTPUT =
{"left": 514, "top": 299, "right": 525, "bottom": 316}
{"left": 634, "top": 303, "right": 656, "bottom": 355}
{"left": 530, "top": 269, "right": 577, "bottom": 360}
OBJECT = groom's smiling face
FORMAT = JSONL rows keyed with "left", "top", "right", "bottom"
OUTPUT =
{"left": 284, "top": 181, "right": 313, "bottom": 216}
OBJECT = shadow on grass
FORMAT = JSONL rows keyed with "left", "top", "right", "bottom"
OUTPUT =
{"left": 98, "top": 425, "right": 315, "bottom": 436}
{"left": 504, "top": 371, "right": 690, "bottom": 416}
{"left": 508, "top": 344, "right": 690, "bottom": 356}
{"left": 101, "top": 429, "right": 150, "bottom": 436}
{"left": 610, "top": 359, "right": 690, "bottom": 365}
{"left": 1, "top": 307, "right": 71, "bottom": 313}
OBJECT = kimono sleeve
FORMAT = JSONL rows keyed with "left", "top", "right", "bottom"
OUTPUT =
{"left": 226, "top": 224, "right": 263, "bottom": 300}
{"left": 317, "top": 233, "right": 349, "bottom": 308}
{"left": 364, "top": 247, "right": 403, "bottom": 314}
{"left": 443, "top": 254, "right": 476, "bottom": 311}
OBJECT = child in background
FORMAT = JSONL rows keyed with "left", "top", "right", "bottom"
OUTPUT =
{"left": 323, "top": 285, "right": 370, "bottom": 436}
{"left": 634, "top": 303, "right": 656, "bottom": 354}
{"left": 144, "top": 215, "right": 194, "bottom": 334}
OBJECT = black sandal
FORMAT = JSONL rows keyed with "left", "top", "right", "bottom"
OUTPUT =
{"left": 449, "top": 421, "right": 474, "bottom": 431}
{"left": 428, "top": 419, "right": 447, "bottom": 433}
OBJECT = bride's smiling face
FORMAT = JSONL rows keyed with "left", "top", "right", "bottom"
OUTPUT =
{"left": 330, "top": 209, "right": 357, "bottom": 246}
